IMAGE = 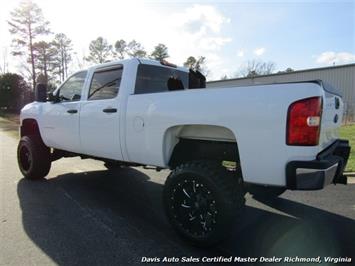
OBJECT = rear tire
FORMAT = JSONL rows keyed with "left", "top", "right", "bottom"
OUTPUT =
{"left": 163, "top": 160, "right": 245, "bottom": 246}
{"left": 17, "top": 135, "right": 51, "bottom": 180}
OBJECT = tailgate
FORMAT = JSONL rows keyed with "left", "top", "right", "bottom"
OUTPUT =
{"left": 319, "top": 82, "right": 344, "bottom": 150}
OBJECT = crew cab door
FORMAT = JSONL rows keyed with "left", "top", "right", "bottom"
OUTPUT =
{"left": 41, "top": 71, "right": 87, "bottom": 153}
{"left": 79, "top": 66, "right": 123, "bottom": 160}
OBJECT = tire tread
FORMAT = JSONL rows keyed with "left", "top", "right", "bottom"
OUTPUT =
{"left": 164, "top": 160, "right": 245, "bottom": 246}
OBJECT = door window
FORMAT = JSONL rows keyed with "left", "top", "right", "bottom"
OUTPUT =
{"left": 58, "top": 71, "right": 87, "bottom": 101}
{"left": 88, "top": 67, "right": 123, "bottom": 100}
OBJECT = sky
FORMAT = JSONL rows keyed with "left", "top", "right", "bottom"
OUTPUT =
{"left": 0, "top": 0, "right": 354, "bottom": 80}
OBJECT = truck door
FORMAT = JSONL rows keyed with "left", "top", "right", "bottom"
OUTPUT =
{"left": 79, "top": 66, "right": 123, "bottom": 160}
{"left": 41, "top": 71, "right": 87, "bottom": 153}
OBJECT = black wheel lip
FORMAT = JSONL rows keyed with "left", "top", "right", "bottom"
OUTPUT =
{"left": 166, "top": 174, "right": 219, "bottom": 239}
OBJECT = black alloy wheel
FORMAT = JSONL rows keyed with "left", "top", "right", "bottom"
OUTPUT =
{"left": 163, "top": 160, "right": 245, "bottom": 246}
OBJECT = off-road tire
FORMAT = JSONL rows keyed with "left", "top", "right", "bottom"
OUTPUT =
{"left": 163, "top": 160, "right": 245, "bottom": 246}
{"left": 17, "top": 135, "right": 51, "bottom": 180}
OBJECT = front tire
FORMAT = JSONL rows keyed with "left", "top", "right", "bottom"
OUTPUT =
{"left": 17, "top": 135, "right": 51, "bottom": 180}
{"left": 163, "top": 160, "right": 245, "bottom": 246}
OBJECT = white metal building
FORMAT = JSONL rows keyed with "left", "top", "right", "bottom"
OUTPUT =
{"left": 207, "top": 63, "right": 355, "bottom": 122}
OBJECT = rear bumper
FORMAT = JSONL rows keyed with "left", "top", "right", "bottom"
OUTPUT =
{"left": 286, "top": 139, "right": 351, "bottom": 190}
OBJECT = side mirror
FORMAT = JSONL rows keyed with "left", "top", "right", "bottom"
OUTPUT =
{"left": 47, "top": 91, "right": 60, "bottom": 103}
{"left": 71, "top": 94, "right": 81, "bottom": 101}
{"left": 34, "top": 83, "right": 47, "bottom": 102}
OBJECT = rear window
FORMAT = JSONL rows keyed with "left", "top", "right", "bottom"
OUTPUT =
{"left": 135, "top": 64, "right": 188, "bottom": 94}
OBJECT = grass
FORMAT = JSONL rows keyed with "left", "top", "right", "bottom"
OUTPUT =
{"left": 0, "top": 110, "right": 20, "bottom": 124}
{"left": 0, "top": 116, "right": 19, "bottom": 138}
{"left": 340, "top": 124, "right": 355, "bottom": 172}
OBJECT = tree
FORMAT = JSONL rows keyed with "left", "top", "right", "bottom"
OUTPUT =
{"left": 32, "top": 41, "right": 55, "bottom": 84}
{"left": 183, "top": 56, "right": 206, "bottom": 73}
{"left": 52, "top": 33, "right": 73, "bottom": 82}
{"left": 150, "top": 43, "right": 169, "bottom": 61}
{"left": 114, "top": 39, "right": 127, "bottom": 59}
{"left": 85, "top": 37, "right": 112, "bottom": 64}
{"left": 8, "top": 1, "right": 50, "bottom": 90}
{"left": 127, "top": 40, "right": 147, "bottom": 58}
{"left": 239, "top": 60, "right": 276, "bottom": 77}
{"left": 221, "top": 74, "right": 228, "bottom": 80}
{"left": 0, "top": 47, "right": 9, "bottom": 74}
{"left": 0, "top": 73, "right": 30, "bottom": 111}
{"left": 277, "top": 67, "right": 294, "bottom": 74}
{"left": 183, "top": 56, "right": 196, "bottom": 69}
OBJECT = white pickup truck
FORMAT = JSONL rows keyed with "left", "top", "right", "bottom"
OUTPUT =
{"left": 17, "top": 58, "right": 350, "bottom": 246}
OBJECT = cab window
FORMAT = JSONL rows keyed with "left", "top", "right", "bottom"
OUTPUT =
{"left": 135, "top": 64, "right": 188, "bottom": 94}
{"left": 58, "top": 71, "right": 87, "bottom": 101}
{"left": 88, "top": 67, "right": 123, "bottom": 100}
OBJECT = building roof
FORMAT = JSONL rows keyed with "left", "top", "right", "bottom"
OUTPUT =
{"left": 208, "top": 63, "right": 355, "bottom": 83}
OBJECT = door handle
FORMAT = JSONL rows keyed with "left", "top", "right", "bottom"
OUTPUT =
{"left": 103, "top": 108, "right": 117, "bottom": 113}
{"left": 67, "top": 109, "right": 78, "bottom": 114}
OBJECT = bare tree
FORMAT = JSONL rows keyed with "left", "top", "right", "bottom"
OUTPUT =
{"left": 8, "top": 1, "right": 50, "bottom": 90}
{"left": 239, "top": 60, "right": 276, "bottom": 77}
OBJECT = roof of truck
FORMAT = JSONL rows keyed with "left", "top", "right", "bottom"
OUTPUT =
{"left": 87, "top": 58, "right": 188, "bottom": 72}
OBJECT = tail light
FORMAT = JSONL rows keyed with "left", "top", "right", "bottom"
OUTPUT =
{"left": 286, "top": 96, "right": 322, "bottom": 146}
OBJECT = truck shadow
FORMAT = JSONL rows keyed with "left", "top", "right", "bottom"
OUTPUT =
{"left": 17, "top": 167, "right": 355, "bottom": 265}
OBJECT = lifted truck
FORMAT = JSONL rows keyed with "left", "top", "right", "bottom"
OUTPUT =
{"left": 17, "top": 58, "right": 350, "bottom": 246}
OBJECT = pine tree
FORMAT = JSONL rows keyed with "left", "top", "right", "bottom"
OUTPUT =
{"left": 32, "top": 41, "right": 55, "bottom": 84}
{"left": 85, "top": 37, "right": 112, "bottom": 64}
{"left": 114, "top": 39, "right": 127, "bottom": 59}
{"left": 8, "top": 1, "right": 50, "bottom": 89}
{"left": 52, "top": 33, "right": 73, "bottom": 82}
{"left": 150, "top": 43, "right": 169, "bottom": 61}
{"left": 127, "top": 40, "right": 146, "bottom": 58}
{"left": 183, "top": 56, "right": 206, "bottom": 72}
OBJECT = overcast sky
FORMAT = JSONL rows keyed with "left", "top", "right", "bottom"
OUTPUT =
{"left": 0, "top": 0, "right": 354, "bottom": 80}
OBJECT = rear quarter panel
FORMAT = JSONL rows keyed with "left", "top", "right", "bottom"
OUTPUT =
{"left": 125, "top": 83, "right": 324, "bottom": 186}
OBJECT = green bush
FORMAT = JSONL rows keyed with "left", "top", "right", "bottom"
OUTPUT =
{"left": 0, "top": 73, "right": 31, "bottom": 112}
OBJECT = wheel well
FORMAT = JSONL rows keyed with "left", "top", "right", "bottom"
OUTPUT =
{"left": 21, "top": 119, "right": 42, "bottom": 140}
{"left": 168, "top": 138, "right": 241, "bottom": 171}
